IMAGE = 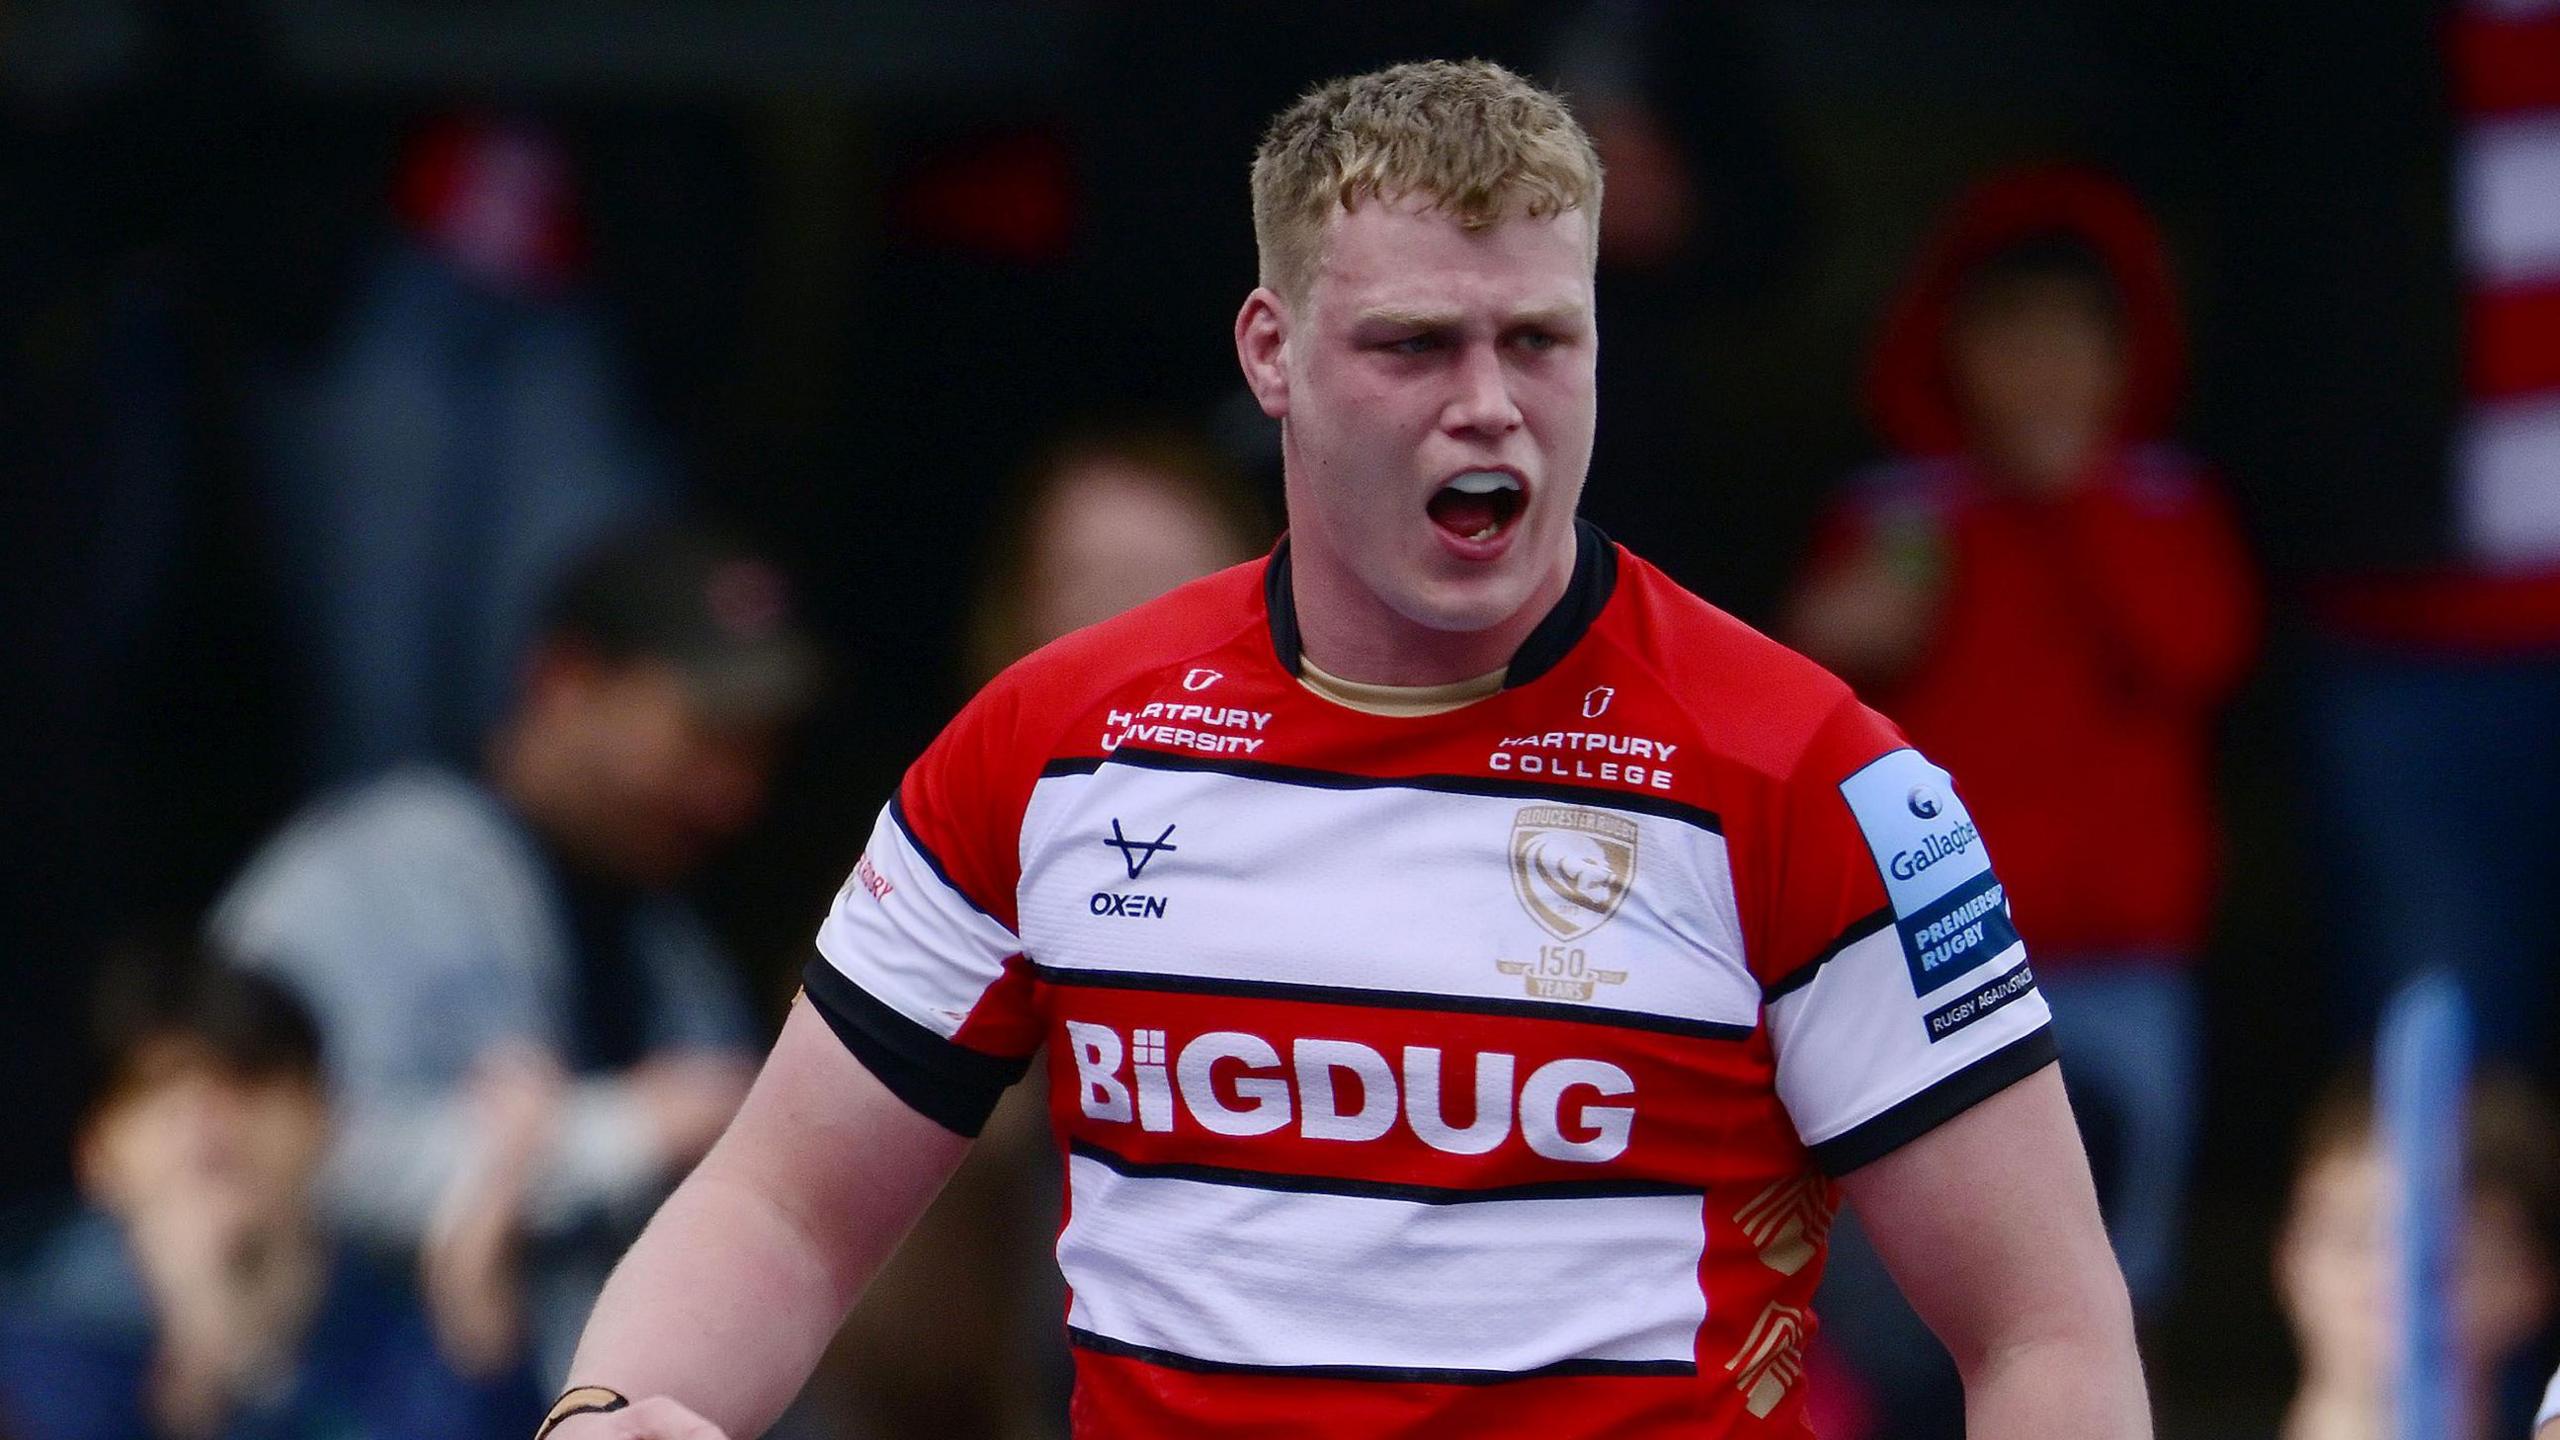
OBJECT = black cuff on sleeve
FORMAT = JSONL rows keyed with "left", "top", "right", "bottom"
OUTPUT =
{"left": 1807, "top": 1026, "right": 2060, "bottom": 1177}
{"left": 800, "top": 955, "right": 1031, "bottom": 1138}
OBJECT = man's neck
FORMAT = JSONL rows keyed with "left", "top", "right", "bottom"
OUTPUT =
{"left": 1286, "top": 529, "right": 1577, "bottom": 688}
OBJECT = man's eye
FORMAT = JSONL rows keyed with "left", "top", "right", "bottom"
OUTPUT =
{"left": 1386, "top": 334, "right": 1444, "bottom": 355}
{"left": 1513, "top": 330, "right": 1559, "bottom": 352}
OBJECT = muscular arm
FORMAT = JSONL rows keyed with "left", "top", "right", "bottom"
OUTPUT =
{"left": 1841, "top": 1064, "right": 2149, "bottom": 1438}
{"left": 557, "top": 999, "right": 972, "bottom": 1437}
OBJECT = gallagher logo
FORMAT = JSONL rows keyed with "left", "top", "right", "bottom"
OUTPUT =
{"left": 1889, "top": 820, "right": 1979, "bottom": 882}
{"left": 1906, "top": 785, "right": 1942, "bottom": 820}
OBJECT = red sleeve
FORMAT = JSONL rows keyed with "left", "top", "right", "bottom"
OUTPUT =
{"left": 1744, "top": 696, "right": 1903, "bottom": 994}
{"left": 802, "top": 674, "right": 1058, "bottom": 1136}
{"left": 1747, "top": 695, "right": 2057, "bottom": 1174}
{"left": 894, "top": 679, "right": 1045, "bottom": 932}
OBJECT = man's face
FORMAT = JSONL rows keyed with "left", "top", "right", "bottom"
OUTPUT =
{"left": 2275, "top": 1143, "right": 2556, "bottom": 1393}
{"left": 1945, "top": 279, "right": 2126, "bottom": 496}
{"left": 1248, "top": 195, "right": 1597, "bottom": 648}
{"left": 81, "top": 1042, "right": 330, "bottom": 1230}
{"left": 538, "top": 658, "right": 781, "bottom": 886}
{"left": 1022, "top": 461, "right": 1251, "bottom": 650}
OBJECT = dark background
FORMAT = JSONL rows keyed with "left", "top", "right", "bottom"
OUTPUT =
{"left": 0, "top": 1, "right": 2482, "bottom": 1429}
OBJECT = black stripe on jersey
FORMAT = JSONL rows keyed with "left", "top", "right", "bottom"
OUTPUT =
{"left": 1060, "top": 748, "right": 1724, "bottom": 837}
{"left": 800, "top": 956, "right": 1030, "bottom": 1138}
{"left": 1806, "top": 1025, "right": 2060, "bottom": 1177}
{"left": 1504, "top": 518, "right": 1619, "bottom": 688}
{"left": 1067, "top": 1328, "right": 1697, "bottom": 1386}
{"left": 885, "top": 791, "right": 1010, "bottom": 927}
{"left": 1068, "top": 1138, "right": 1702, "bottom": 1207}
{"left": 1030, "top": 961, "right": 1754, "bottom": 1043}
{"left": 1263, "top": 538, "right": 1302, "bottom": 673}
{"left": 1761, "top": 906, "right": 1895, "bottom": 1002}
{"left": 1263, "top": 518, "right": 1621, "bottom": 694}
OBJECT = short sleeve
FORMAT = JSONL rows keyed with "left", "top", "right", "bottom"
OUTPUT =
{"left": 1755, "top": 699, "right": 2056, "bottom": 1175}
{"left": 803, "top": 686, "right": 1046, "bottom": 1137}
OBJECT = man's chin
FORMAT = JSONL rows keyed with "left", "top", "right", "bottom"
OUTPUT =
{"left": 1387, "top": 566, "right": 1549, "bottom": 637}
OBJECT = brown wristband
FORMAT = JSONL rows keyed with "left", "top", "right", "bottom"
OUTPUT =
{"left": 535, "top": 1386, "right": 631, "bottom": 1439}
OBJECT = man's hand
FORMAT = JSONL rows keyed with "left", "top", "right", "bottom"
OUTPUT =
{"left": 1784, "top": 536, "right": 1943, "bottom": 691}
{"left": 547, "top": 1395, "right": 731, "bottom": 1439}
{"left": 424, "top": 1045, "right": 562, "bottom": 1374}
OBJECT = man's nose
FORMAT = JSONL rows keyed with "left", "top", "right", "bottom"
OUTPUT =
{"left": 1444, "top": 341, "right": 1524, "bottom": 437}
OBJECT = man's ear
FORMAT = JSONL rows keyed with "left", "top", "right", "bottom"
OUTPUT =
{"left": 1235, "top": 287, "right": 1292, "bottom": 420}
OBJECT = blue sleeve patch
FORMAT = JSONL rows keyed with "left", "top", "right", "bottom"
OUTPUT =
{"left": 1838, "top": 748, "right": 2024, "bottom": 998}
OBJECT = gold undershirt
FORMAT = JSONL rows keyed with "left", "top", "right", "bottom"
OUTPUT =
{"left": 1297, "top": 656, "right": 1507, "bottom": 718}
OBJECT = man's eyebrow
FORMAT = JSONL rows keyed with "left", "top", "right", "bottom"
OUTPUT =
{"left": 1354, "top": 305, "right": 1463, "bottom": 330}
{"left": 1353, "top": 301, "right": 1590, "bottom": 330}
{"left": 1506, "top": 301, "right": 1590, "bottom": 329}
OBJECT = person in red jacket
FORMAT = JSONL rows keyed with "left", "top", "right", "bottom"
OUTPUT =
{"left": 1786, "top": 165, "right": 2257, "bottom": 1428}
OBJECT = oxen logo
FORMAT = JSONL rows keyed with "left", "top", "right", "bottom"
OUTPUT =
{"left": 1509, "top": 806, "right": 1639, "bottom": 941}
{"left": 1103, "top": 820, "right": 1179, "bottom": 880}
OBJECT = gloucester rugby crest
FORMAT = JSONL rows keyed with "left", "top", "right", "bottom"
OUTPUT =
{"left": 1509, "top": 806, "right": 1639, "bottom": 940}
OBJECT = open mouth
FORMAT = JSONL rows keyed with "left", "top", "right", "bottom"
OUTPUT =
{"left": 1426, "top": 469, "right": 1526, "bottom": 544}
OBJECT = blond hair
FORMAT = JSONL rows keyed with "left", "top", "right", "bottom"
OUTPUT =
{"left": 1250, "top": 59, "right": 1603, "bottom": 305}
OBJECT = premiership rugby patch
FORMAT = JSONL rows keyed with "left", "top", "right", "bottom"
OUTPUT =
{"left": 1838, "top": 749, "right": 2024, "bottom": 1007}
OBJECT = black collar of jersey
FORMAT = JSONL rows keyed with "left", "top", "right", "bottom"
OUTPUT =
{"left": 1262, "top": 517, "right": 1618, "bottom": 691}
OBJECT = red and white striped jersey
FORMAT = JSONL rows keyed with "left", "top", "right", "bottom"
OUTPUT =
{"left": 806, "top": 522, "right": 2054, "bottom": 1436}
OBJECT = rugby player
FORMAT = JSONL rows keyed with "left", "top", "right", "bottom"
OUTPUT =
{"left": 537, "top": 61, "right": 2148, "bottom": 1438}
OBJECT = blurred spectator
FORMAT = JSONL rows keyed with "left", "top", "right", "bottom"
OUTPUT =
{"left": 831, "top": 426, "right": 1265, "bottom": 1440}
{"left": 2274, "top": 1069, "right": 2559, "bottom": 1440}
{"left": 208, "top": 524, "right": 817, "bottom": 1379}
{"left": 0, "top": 949, "right": 536, "bottom": 1440}
{"left": 964, "top": 425, "right": 1271, "bottom": 681}
{"left": 1787, "top": 167, "right": 2258, "bottom": 1426}
{"left": 257, "top": 114, "right": 671, "bottom": 783}
{"left": 2249, "top": 0, "right": 2560, "bottom": 1069}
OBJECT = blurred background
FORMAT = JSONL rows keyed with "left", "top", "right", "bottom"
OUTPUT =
{"left": 1, "top": 1, "right": 2555, "bottom": 1437}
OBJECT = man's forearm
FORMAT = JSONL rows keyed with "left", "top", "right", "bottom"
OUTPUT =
{"left": 552, "top": 1001, "right": 974, "bottom": 1437}
{"left": 1962, "top": 1323, "right": 2150, "bottom": 1439}
{"left": 562, "top": 1159, "right": 858, "bottom": 1438}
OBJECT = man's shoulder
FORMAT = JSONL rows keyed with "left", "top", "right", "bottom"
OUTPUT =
{"left": 265, "top": 765, "right": 509, "bottom": 849}
{"left": 212, "top": 766, "right": 540, "bottom": 959}
{"left": 1602, "top": 547, "right": 1873, "bottom": 782}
